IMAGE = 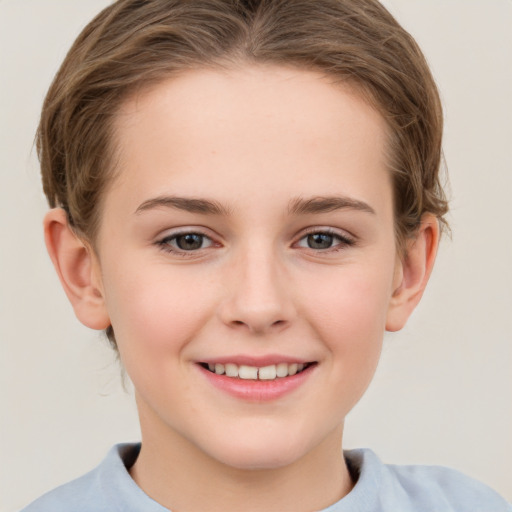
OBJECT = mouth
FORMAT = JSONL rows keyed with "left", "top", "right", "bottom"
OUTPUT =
{"left": 199, "top": 361, "right": 316, "bottom": 381}
{"left": 197, "top": 359, "right": 317, "bottom": 401}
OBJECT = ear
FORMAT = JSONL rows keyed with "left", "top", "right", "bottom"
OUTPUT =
{"left": 44, "top": 208, "right": 110, "bottom": 330}
{"left": 386, "top": 213, "right": 440, "bottom": 332}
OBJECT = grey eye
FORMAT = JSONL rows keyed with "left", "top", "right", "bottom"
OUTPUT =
{"left": 174, "top": 233, "right": 206, "bottom": 250}
{"left": 296, "top": 230, "right": 354, "bottom": 251}
{"left": 306, "top": 233, "right": 335, "bottom": 249}
{"left": 158, "top": 231, "right": 215, "bottom": 254}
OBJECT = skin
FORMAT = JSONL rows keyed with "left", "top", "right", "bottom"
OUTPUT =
{"left": 45, "top": 65, "right": 439, "bottom": 511}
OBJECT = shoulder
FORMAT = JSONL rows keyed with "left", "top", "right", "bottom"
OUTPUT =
{"left": 20, "top": 465, "right": 105, "bottom": 512}
{"left": 384, "top": 460, "right": 511, "bottom": 511}
{"left": 340, "top": 449, "right": 512, "bottom": 512}
{"left": 20, "top": 444, "right": 153, "bottom": 512}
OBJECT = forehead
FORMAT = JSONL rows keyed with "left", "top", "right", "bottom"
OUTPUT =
{"left": 109, "top": 65, "right": 391, "bottom": 217}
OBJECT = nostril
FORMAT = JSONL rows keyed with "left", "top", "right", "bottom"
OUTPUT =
{"left": 229, "top": 318, "right": 287, "bottom": 333}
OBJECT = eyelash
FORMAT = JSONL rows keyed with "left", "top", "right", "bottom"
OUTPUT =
{"left": 155, "top": 228, "right": 355, "bottom": 256}
{"left": 296, "top": 228, "right": 356, "bottom": 252}
{"left": 156, "top": 230, "right": 215, "bottom": 257}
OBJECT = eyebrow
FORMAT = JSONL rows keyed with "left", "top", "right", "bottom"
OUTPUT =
{"left": 135, "top": 196, "right": 231, "bottom": 216}
{"left": 287, "top": 196, "right": 376, "bottom": 215}
{"left": 134, "top": 194, "right": 375, "bottom": 217}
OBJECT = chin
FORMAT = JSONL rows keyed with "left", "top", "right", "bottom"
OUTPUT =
{"left": 200, "top": 430, "right": 315, "bottom": 471}
{"left": 216, "top": 448, "right": 302, "bottom": 471}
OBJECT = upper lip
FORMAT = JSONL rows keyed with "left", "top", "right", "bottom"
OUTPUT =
{"left": 198, "top": 354, "right": 315, "bottom": 367}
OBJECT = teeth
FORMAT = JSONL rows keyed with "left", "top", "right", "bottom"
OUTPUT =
{"left": 225, "top": 363, "right": 239, "bottom": 378}
{"left": 208, "top": 362, "right": 310, "bottom": 380}
{"left": 276, "top": 362, "right": 288, "bottom": 378}
{"left": 259, "top": 365, "right": 277, "bottom": 380}
{"left": 239, "top": 365, "right": 258, "bottom": 380}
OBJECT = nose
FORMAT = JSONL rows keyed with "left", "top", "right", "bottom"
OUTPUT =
{"left": 217, "top": 246, "right": 295, "bottom": 335}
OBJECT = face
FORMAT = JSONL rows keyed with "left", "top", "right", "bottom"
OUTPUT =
{"left": 94, "top": 65, "right": 402, "bottom": 470}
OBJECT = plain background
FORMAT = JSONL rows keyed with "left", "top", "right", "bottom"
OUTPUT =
{"left": 1, "top": 1, "right": 511, "bottom": 510}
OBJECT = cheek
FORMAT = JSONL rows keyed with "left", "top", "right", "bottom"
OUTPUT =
{"left": 299, "top": 265, "right": 394, "bottom": 384}
{"left": 102, "top": 263, "right": 217, "bottom": 359}
{"left": 303, "top": 264, "right": 393, "bottom": 338}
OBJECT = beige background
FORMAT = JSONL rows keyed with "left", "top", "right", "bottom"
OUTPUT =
{"left": 1, "top": 1, "right": 511, "bottom": 510}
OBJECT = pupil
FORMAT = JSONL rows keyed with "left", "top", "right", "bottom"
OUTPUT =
{"left": 307, "top": 233, "right": 333, "bottom": 249}
{"left": 177, "top": 234, "right": 203, "bottom": 250}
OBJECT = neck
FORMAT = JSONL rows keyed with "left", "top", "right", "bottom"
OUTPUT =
{"left": 130, "top": 410, "right": 353, "bottom": 512}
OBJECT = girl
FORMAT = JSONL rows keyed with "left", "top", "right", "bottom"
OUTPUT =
{"left": 15, "top": 1, "right": 511, "bottom": 510}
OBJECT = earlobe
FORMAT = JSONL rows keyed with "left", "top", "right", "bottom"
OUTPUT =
{"left": 44, "top": 208, "right": 110, "bottom": 330}
{"left": 386, "top": 214, "right": 440, "bottom": 332}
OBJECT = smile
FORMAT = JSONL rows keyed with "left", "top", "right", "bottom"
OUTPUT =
{"left": 201, "top": 362, "right": 314, "bottom": 380}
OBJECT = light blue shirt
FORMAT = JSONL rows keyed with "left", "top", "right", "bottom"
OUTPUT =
{"left": 21, "top": 443, "right": 511, "bottom": 511}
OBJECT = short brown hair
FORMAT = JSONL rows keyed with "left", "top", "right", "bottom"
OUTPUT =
{"left": 38, "top": 0, "right": 448, "bottom": 345}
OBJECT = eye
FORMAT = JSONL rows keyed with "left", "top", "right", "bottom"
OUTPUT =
{"left": 158, "top": 232, "right": 214, "bottom": 252}
{"left": 296, "top": 230, "right": 354, "bottom": 251}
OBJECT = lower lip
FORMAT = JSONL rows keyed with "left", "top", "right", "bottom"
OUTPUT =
{"left": 198, "top": 364, "right": 316, "bottom": 402}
